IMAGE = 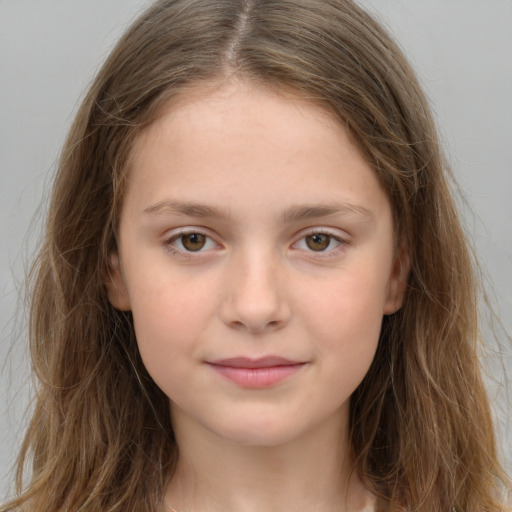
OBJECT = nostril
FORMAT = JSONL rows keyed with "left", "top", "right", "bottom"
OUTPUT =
{"left": 229, "top": 320, "right": 246, "bottom": 331}
{"left": 224, "top": 314, "right": 289, "bottom": 334}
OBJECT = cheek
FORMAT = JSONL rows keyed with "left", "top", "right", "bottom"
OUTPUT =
{"left": 127, "top": 274, "right": 218, "bottom": 384}
{"left": 130, "top": 265, "right": 218, "bottom": 333}
{"left": 296, "top": 265, "right": 387, "bottom": 368}
{"left": 310, "top": 289, "right": 382, "bottom": 404}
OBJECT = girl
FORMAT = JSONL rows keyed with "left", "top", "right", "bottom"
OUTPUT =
{"left": 1, "top": 0, "right": 510, "bottom": 511}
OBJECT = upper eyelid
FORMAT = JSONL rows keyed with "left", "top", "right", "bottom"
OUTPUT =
{"left": 294, "top": 226, "right": 350, "bottom": 240}
{"left": 164, "top": 226, "right": 217, "bottom": 240}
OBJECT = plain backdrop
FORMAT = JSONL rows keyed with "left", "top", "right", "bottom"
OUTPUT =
{"left": 1, "top": 0, "right": 511, "bottom": 498}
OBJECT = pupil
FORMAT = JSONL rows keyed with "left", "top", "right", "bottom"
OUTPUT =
{"left": 182, "top": 233, "right": 206, "bottom": 251}
{"left": 306, "top": 233, "right": 330, "bottom": 251}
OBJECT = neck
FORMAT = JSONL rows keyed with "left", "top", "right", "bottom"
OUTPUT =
{"left": 164, "top": 406, "right": 373, "bottom": 512}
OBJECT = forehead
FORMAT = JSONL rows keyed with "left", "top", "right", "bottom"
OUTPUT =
{"left": 134, "top": 78, "right": 356, "bottom": 159}
{"left": 125, "top": 80, "right": 391, "bottom": 225}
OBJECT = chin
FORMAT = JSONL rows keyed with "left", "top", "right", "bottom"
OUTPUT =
{"left": 206, "top": 414, "right": 313, "bottom": 447}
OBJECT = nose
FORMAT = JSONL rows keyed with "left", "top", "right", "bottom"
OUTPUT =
{"left": 220, "top": 249, "right": 291, "bottom": 334}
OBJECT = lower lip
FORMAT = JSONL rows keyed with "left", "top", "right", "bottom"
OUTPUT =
{"left": 208, "top": 364, "right": 305, "bottom": 388}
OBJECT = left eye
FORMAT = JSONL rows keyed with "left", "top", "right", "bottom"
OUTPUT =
{"left": 168, "top": 232, "right": 217, "bottom": 252}
{"left": 294, "top": 232, "right": 342, "bottom": 252}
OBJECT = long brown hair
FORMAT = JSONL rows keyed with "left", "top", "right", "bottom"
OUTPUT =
{"left": 2, "top": 0, "right": 510, "bottom": 510}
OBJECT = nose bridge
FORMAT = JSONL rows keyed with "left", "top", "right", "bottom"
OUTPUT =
{"left": 222, "top": 243, "right": 290, "bottom": 332}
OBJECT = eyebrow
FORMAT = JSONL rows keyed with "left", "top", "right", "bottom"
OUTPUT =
{"left": 281, "top": 203, "right": 374, "bottom": 223}
{"left": 144, "top": 200, "right": 220, "bottom": 218}
{"left": 143, "top": 200, "right": 374, "bottom": 223}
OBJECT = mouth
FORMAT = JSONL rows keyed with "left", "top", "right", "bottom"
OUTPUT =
{"left": 206, "top": 356, "right": 307, "bottom": 388}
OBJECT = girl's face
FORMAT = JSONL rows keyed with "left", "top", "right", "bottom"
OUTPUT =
{"left": 107, "top": 81, "right": 408, "bottom": 446}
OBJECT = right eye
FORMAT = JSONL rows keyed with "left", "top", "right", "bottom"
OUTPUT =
{"left": 165, "top": 231, "right": 218, "bottom": 253}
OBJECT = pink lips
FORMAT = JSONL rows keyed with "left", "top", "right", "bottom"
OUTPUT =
{"left": 207, "top": 356, "right": 306, "bottom": 388}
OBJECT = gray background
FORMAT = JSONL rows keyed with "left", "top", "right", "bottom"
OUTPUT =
{"left": 1, "top": 0, "right": 511, "bottom": 498}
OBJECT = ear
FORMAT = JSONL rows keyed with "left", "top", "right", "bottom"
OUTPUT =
{"left": 383, "top": 242, "right": 410, "bottom": 315}
{"left": 105, "top": 253, "right": 131, "bottom": 311}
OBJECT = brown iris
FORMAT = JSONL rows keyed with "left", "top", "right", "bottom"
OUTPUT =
{"left": 181, "top": 233, "right": 206, "bottom": 251}
{"left": 305, "top": 233, "right": 331, "bottom": 251}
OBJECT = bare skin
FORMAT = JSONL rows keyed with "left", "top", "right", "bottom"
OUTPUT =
{"left": 165, "top": 406, "right": 374, "bottom": 512}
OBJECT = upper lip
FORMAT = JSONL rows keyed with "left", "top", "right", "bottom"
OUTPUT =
{"left": 207, "top": 356, "right": 304, "bottom": 368}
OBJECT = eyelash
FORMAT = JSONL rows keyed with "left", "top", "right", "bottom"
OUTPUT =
{"left": 162, "top": 228, "right": 348, "bottom": 257}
